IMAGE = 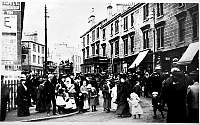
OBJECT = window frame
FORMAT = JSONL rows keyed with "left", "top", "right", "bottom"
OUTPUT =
{"left": 156, "top": 26, "right": 164, "bottom": 49}
{"left": 143, "top": 29, "right": 149, "bottom": 49}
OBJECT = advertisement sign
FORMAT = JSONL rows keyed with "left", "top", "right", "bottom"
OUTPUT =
{"left": 2, "top": 15, "right": 17, "bottom": 33}
{"left": 2, "top": 2, "right": 21, "bottom": 11}
{"left": 2, "top": 34, "right": 17, "bottom": 62}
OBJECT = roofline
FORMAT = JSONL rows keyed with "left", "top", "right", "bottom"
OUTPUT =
{"left": 22, "top": 40, "right": 45, "bottom": 46}
{"left": 101, "top": 13, "right": 121, "bottom": 29}
{"left": 121, "top": 3, "right": 144, "bottom": 17}
{"left": 80, "top": 19, "right": 107, "bottom": 38}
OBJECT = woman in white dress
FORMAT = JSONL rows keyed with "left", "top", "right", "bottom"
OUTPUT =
{"left": 127, "top": 92, "right": 143, "bottom": 119}
{"left": 80, "top": 80, "right": 89, "bottom": 111}
{"left": 111, "top": 83, "right": 117, "bottom": 111}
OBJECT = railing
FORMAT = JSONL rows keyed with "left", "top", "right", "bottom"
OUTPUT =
{"left": 4, "top": 78, "right": 19, "bottom": 111}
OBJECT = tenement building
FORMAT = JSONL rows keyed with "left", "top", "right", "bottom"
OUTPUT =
{"left": 80, "top": 3, "right": 199, "bottom": 74}
{"left": 22, "top": 32, "right": 45, "bottom": 75}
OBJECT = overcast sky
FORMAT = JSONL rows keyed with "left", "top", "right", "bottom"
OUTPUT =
{"left": 22, "top": 0, "right": 197, "bottom": 52}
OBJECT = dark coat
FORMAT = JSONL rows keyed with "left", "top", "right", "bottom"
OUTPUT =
{"left": 0, "top": 83, "right": 9, "bottom": 121}
{"left": 116, "top": 81, "right": 131, "bottom": 116}
{"left": 17, "top": 82, "right": 30, "bottom": 117}
{"left": 161, "top": 71, "right": 188, "bottom": 123}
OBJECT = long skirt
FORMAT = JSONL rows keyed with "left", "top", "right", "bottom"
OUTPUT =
{"left": 17, "top": 105, "right": 30, "bottom": 117}
{"left": 111, "top": 97, "right": 117, "bottom": 110}
{"left": 116, "top": 101, "right": 131, "bottom": 116}
{"left": 83, "top": 99, "right": 89, "bottom": 109}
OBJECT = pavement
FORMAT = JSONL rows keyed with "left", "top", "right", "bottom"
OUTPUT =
{"left": 5, "top": 105, "right": 79, "bottom": 122}
{"left": 4, "top": 91, "right": 167, "bottom": 122}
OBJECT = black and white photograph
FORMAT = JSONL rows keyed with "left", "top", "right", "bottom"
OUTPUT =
{"left": 0, "top": 0, "right": 199, "bottom": 124}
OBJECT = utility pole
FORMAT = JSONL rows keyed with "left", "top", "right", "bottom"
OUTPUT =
{"left": 44, "top": 4, "right": 48, "bottom": 76}
{"left": 152, "top": 8, "right": 156, "bottom": 72}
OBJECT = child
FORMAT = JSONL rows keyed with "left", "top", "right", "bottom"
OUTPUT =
{"left": 89, "top": 87, "right": 98, "bottom": 112}
{"left": 152, "top": 92, "right": 164, "bottom": 119}
{"left": 127, "top": 92, "right": 143, "bottom": 119}
{"left": 56, "top": 88, "right": 66, "bottom": 114}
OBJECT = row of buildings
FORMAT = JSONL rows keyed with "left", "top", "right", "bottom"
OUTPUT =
{"left": 80, "top": 3, "right": 199, "bottom": 74}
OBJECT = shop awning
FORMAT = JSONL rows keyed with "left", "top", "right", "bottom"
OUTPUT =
{"left": 129, "top": 50, "right": 149, "bottom": 69}
{"left": 177, "top": 42, "right": 199, "bottom": 65}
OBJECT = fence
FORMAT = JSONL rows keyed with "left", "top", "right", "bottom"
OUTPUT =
{"left": 4, "top": 78, "right": 19, "bottom": 111}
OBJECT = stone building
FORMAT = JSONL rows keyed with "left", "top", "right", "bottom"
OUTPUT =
{"left": 21, "top": 32, "right": 45, "bottom": 75}
{"left": 80, "top": 3, "right": 199, "bottom": 74}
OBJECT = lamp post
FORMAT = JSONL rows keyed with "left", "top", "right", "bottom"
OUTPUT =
{"left": 151, "top": 7, "right": 156, "bottom": 72}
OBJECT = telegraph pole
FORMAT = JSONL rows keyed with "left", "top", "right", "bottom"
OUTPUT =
{"left": 44, "top": 4, "right": 48, "bottom": 76}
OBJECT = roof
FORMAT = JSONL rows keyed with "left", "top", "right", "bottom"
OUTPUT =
{"left": 80, "top": 18, "right": 107, "bottom": 38}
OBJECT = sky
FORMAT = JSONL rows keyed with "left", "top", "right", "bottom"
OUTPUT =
{"left": 22, "top": 0, "right": 125, "bottom": 51}
{"left": 22, "top": 0, "right": 197, "bottom": 52}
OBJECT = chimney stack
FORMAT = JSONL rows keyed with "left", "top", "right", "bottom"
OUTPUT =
{"left": 107, "top": 3, "right": 113, "bottom": 19}
{"left": 88, "top": 8, "right": 95, "bottom": 26}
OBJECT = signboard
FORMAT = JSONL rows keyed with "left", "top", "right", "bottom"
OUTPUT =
{"left": 2, "top": 34, "right": 17, "bottom": 61}
{"left": 2, "top": 2, "right": 21, "bottom": 11}
{"left": 2, "top": 15, "right": 17, "bottom": 33}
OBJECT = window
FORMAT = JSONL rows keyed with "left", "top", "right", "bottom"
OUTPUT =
{"left": 178, "top": 17, "right": 185, "bottom": 42}
{"left": 33, "top": 44, "right": 36, "bottom": 52}
{"left": 130, "top": 34, "right": 134, "bottom": 52}
{"left": 92, "top": 44, "right": 95, "bottom": 56}
{"left": 102, "top": 45, "right": 106, "bottom": 57}
{"left": 192, "top": 13, "right": 198, "bottom": 39}
{"left": 115, "top": 40, "right": 119, "bottom": 56}
{"left": 115, "top": 20, "right": 119, "bottom": 34}
{"left": 123, "top": 38, "right": 128, "bottom": 55}
{"left": 96, "top": 43, "right": 99, "bottom": 55}
{"left": 111, "top": 23, "right": 113, "bottom": 36}
{"left": 124, "top": 16, "right": 128, "bottom": 31}
{"left": 131, "top": 13, "right": 134, "bottom": 27}
{"left": 143, "top": 30, "right": 149, "bottom": 49}
{"left": 42, "top": 57, "right": 44, "bottom": 64}
{"left": 22, "top": 55, "right": 26, "bottom": 63}
{"left": 87, "top": 34, "right": 89, "bottom": 45}
{"left": 96, "top": 27, "right": 99, "bottom": 39}
{"left": 111, "top": 43, "right": 113, "bottom": 56}
{"left": 42, "top": 47, "right": 44, "bottom": 54}
{"left": 86, "top": 47, "right": 89, "bottom": 58}
{"left": 33, "top": 55, "right": 36, "bottom": 63}
{"left": 143, "top": 4, "right": 149, "bottom": 20}
{"left": 82, "top": 49, "right": 85, "bottom": 60}
{"left": 38, "top": 45, "right": 40, "bottom": 53}
{"left": 157, "top": 26, "right": 164, "bottom": 48}
{"left": 103, "top": 28, "right": 106, "bottom": 40}
{"left": 92, "top": 30, "right": 95, "bottom": 41}
{"left": 83, "top": 37, "right": 85, "bottom": 47}
{"left": 38, "top": 56, "right": 40, "bottom": 64}
{"left": 157, "top": 3, "right": 163, "bottom": 17}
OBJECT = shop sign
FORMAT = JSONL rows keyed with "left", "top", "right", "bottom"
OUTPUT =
{"left": 2, "top": 2, "right": 21, "bottom": 11}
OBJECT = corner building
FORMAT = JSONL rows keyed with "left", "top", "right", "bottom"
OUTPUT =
{"left": 80, "top": 3, "right": 199, "bottom": 74}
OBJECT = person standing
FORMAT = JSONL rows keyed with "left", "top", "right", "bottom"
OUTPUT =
{"left": 102, "top": 80, "right": 111, "bottom": 112}
{"left": 44, "top": 74, "right": 57, "bottom": 116}
{"left": 89, "top": 87, "right": 98, "bottom": 112}
{"left": 161, "top": 67, "right": 188, "bottom": 123}
{"left": 80, "top": 80, "right": 89, "bottom": 112}
{"left": 17, "top": 74, "right": 30, "bottom": 117}
{"left": 186, "top": 70, "right": 199, "bottom": 123}
{"left": 0, "top": 75, "right": 9, "bottom": 121}
{"left": 116, "top": 74, "right": 131, "bottom": 118}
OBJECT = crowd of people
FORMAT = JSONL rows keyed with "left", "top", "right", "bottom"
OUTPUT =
{"left": 1, "top": 63, "right": 198, "bottom": 123}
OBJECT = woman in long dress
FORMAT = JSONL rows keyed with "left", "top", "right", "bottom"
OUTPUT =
{"left": 80, "top": 80, "right": 89, "bottom": 111}
{"left": 17, "top": 75, "right": 30, "bottom": 117}
{"left": 116, "top": 75, "right": 131, "bottom": 117}
{"left": 111, "top": 82, "right": 117, "bottom": 111}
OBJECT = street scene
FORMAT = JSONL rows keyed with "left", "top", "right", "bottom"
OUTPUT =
{"left": 0, "top": 0, "right": 199, "bottom": 124}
